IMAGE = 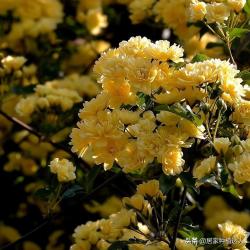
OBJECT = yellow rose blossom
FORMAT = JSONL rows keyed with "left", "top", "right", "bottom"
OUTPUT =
{"left": 129, "top": 0, "right": 155, "bottom": 24}
{"left": 136, "top": 180, "right": 163, "bottom": 197}
{"left": 84, "top": 196, "right": 122, "bottom": 217}
{"left": 189, "top": 0, "right": 207, "bottom": 22}
{"left": 85, "top": 9, "right": 108, "bottom": 35}
{"left": 49, "top": 158, "right": 76, "bottom": 182}
{"left": 228, "top": 153, "right": 250, "bottom": 184}
{"left": 1, "top": 56, "right": 26, "bottom": 70}
{"left": 0, "top": 225, "right": 20, "bottom": 243}
{"left": 176, "top": 239, "right": 204, "bottom": 250}
{"left": 227, "top": 0, "right": 246, "bottom": 12}
{"left": 193, "top": 156, "right": 217, "bottom": 180}
{"left": 206, "top": 3, "right": 230, "bottom": 23}
{"left": 103, "top": 79, "right": 137, "bottom": 108}
{"left": 218, "top": 221, "right": 248, "bottom": 250}
{"left": 161, "top": 146, "right": 184, "bottom": 175}
{"left": 214, "top": 137, "right": 231, "bottom": 154}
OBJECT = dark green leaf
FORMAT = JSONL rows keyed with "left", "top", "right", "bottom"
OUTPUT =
{"left": 154, "top": 103, "right": 202, "bottom": 126}
{"left": 12, "top": 85, "right": 36, "bottom": 94}
{"left": 222, "top": 185, "right": 242, "bottom": 199}
{"left": 237, "top": 70, "right": 250, "bottom": 81}
{"left": 159, "top": 174, "right": 177, "bottom": 194}
{"left": 229, "top": 28, "right": 250, "bottom": 41}
{"left": 216, "top": 162, "right": 228, "bottom": 187}
{"left": 34, "top": 187, "right": 52, "bottom": 200}
{"left": 108, "top": 241, "right": 129, "bottom": 250}
{"left": 179, "top": 172, "right": 199, "bottom": 193}
{"left": 62, "top": 184, "right": 84, "bottom": 200}
{"left": 191, "top": 54, "right": 209, "bottom": 62}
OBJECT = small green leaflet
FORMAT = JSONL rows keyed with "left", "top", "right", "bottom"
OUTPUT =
{"left": 229, "top": 28, "right": 250, "bottom": 41}
{"left": 191, "top": 54, "right": 209, "bottom": 63}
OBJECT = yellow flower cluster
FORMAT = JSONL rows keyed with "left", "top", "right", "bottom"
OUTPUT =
{"left": 70, "top": 180, "right": 172, "bottom": 250}
{"left": 204, "top": 196, "right": 250, "bottom": 232}
{"left": 218, "top": 221, "right": 248, "bottom": 250}
{"left": 126, "top": 0, "right": 223, "bottom": 57}
{"left": 0, "top": 0, "right": 63, "bottom": 47}
{"left": 84, "top": 196, "right": 123, "bottom": 217}
{"left": 16, "top": 74, "right": 99, "bottom": 119}
{"left": 71, "top": 36, "right": 245, "bottom": 176}
{"left": 76, "top": 0, "right": 108, "bottom": 35}
{"left": 189, "top": 0, "right": 246, "bottom": 23}
{"left": 49, "top": 158, "right": 76, "bottom": 182}
{"left": 0, "top": 55, "right": 38, "bottom": 94}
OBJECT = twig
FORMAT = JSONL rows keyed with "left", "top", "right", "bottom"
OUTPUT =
{"left": 0, "top": 109, "right": 89, "bottom": 169}
{"left": 0, "top": 218, "right": 51, "bottom": 250}
{"left": 170, "top": 186, "right": 187, "bottom": 250}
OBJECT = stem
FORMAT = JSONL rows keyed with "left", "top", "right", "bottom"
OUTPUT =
{"left": 213, "top": 109, "right": 222, "bottom": 141}
{"left": 0, "top": 218, "right": 50, "bottom": 250}
{"left": 170, "top": 186, "right": 187, "bottom": 250}
{"left": 226, "top": 38, "right": 236, "bottom": 65}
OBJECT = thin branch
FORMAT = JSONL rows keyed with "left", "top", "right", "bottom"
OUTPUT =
{"left": 0, "top": 109, "right": 90, "bottom": 169}
{"left": 0, "top": 218, "right": 51, "bottom": 250}
{"left": 170, "top": 186, "right": 187, "bottom": 250}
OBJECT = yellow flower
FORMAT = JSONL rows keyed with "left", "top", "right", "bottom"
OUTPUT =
{"left": 23, "top": 241, "right": 41, "bottom": 250}
{"left": 136, "top": 180, "right": 163, "bottom": 197}
{"left": 227, "top": 0, "right": 246, "bottom": 12}
{"left": 233, "top": 100, "right": 250, "bottom": 126}
{"left": 193, "top": 156, "right": 217, "bottom": 180}
{"left": 119, "top": 36, "right": 152, "bottom": 57}
{"left": 85, "top": 9, "right": 108, "bottom": 35}
{"left": 229, "top": 153, "right": 250, "bottom": 184}
{"left": 189, "top": 0, "right": 207, "bottom": 22}
{"left": 0, "top": 225, "right": 20, "bottom": 243}
{"left": 78, "top": 93, "right": 109, "bottom": 120}
{"left": 129, "top": 0, "right": 155, "bottom": 24}
{"left": 205, "top": 3, "right": 230, "bottom": 23}
{"left": 110, "top": 209, "right": 136, "bottom": 229}
{"left": 203, "top": 196, "right": 229, "bottom": 217}
{"left": 49, "top": 158, "right": 76, "bottom": 182}
{"left": 214, "top": 137, "right": 231, "bottom": 154}
{"left": 145, "top": 41, "right": 184, "bottom": 63}
{"left": 123, "top": 194, "right": 149, "bottom": 213}
{"left": 161, "top": 146, "right": 184, "bottom": 175}
{"left": 176, "top": 239, "right": 204, "bottom": 250}
{"left": 218, "top": 221, "right": 248, "bottom": 250}
{"left": 84, "top": 196, "right": 122, "bottom": 217}
{"left": 103, "top": 79, "right": 137, "bottom": 108}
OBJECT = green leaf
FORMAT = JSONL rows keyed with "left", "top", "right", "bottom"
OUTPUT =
{"left": 108, "top": 241, "right": 129, "bottom": 250}
{"left": 159, "top": 174, "right": 177, "bottom": 194}
{"left": 34, "top": 187, "right": 52, "bottom": 200}
{"left": 179, "top": 225, "right": 204, "bottom": 240}
{"left": 216, "top": 162, "right": 228, "bottom": 187}
{"left": 244, "top": 0, "right": 250, "bottom": 15}
{"left": 12, "top": 85, "right": 36, "bottom": 94}
{"left": 237, "top": 70, "right": 250, "bottom": 81}
{"left": 191, "top": 54, "right": 209, "bottom": 63}
{"left": 154, "top": 103, "right": 203, "bottom": 126}
{"left": 229, "top": 28, "right": 250, "bottom": 41}
{"left": 179, "top": 172, "right": 199, "bottom": 194}
{"left": 222, "top": 185, "right": 242, "bottom": 199}
{"left": 62, "top": 184, "right": 84, "bottom": 200}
